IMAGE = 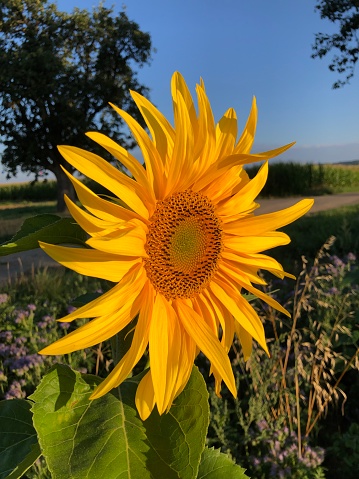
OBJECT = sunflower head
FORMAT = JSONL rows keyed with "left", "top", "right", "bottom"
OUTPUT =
{"left": 39, "top": 72, "right": 313, "bottom": 420}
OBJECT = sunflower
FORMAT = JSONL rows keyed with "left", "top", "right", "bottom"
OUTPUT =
{"left": 39, "top": 72, "right": 313, "bottom": 420}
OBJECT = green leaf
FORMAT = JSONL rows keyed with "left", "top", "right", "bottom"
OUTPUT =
{"left": 242, "top": 293, "right": 257, "bottom": 303}
{"left": 30, "top": 364, "right": 151, "bottom": 479}
{"left": 0, "top": 399, "right": 40, "bottom": 479}
{"left": 197, "top": 447, "right": 249, "bottom": 479}
{"left": 139, "top": 365, "right": 209, "bottom": 479}
{"left": 0, "top": 215, "right": 87, "bottom": 256}
{"left": 5, "top": 444, "right": 41, "bottom": 479}
{"left": 30, "top": 364, "right": 209, "bottom": 479}
{"left": 10, "top": 214, "right": 61, "bottom": 242}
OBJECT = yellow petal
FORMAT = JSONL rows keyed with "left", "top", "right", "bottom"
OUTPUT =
{"left": 202, "top": 165, "right": 244, "bottom": 205}
{"left": 61, "top": 166, "right": 146, "bottom": 224}
{"left": 194, "top": 142, "right": 295, "bottom": 193}
{"left": 209, "top": 278, "right": 268, "bottom": 354}
{"left": 39, "top": 242, "right": 141, "bottom": 283}
{"left": 51, "top": 263, "right": 145, "bottom": 322}
{"left": 90, "top": 282, "right": 153, "bottom": 399}
{"left": 215, "top": 108, "right": 238, "bottom": 161}
{"left": 58, "top": 145, "right": 149, "bottom": 218}
{"left": 149, "top": 293, "right": 182, "bottom": 414}
{"left": 39, "top": 280, "right": 144, "bottom": 354}
{"left": 219, "top": 262, "right": 290, "bottom": 317}
{"left": 172, "top": 72, "right": 198, "bottom": 138}
{"left": 64, "top": 195, "right": 123, "bottom": 237}
{"left": 224, "top": 232, "right": 291, "bottom": 253}
{"left": 130, "top": 91, "right": 175, "bottom": 163}
{"left": 136, "top": 370, "right": 156, "bottom": 421}
{"left": 86, "top": 131, "right": 155, "bottom": 203}
{"left": 166, "top": 333, "right": 197, "bottom": 410}
{"left": 195, "top": 82, "right": 216, "bottom": 171}
{"left": 110, "top": 103, "right": 165, "bottom": 199}
{"left": 219, "top": 256, "right": 267, "bottom": 285}
{"left": 222, "top": 251, "right": 295, "bottom": 280}
{"left": 86, "top": 224, "right": 146, "bottom": 257}
{"left": 174, "top": 299, "right": 237, "bottom": 398}
{"left": 224, "top": 199, "right": 314, "bottom": 235}
{"left": 233, "top": 97, "right": 257, "bottom": 154}
{"left": 219, "top": 142, "right": 296, "bottom": 169}
{"left": 166, "top": 91, "right": 195, "bottom": 195}
{"left": 216, "top": 161, "right": 268, "bottom": 217}
{"left": 194, "top": 294, "right": 218, "bottom": 335}
{"left": 235, "top": 323, "right": 253, "bottom": 360}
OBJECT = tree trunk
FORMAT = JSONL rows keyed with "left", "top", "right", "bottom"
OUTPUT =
{"left": 53, "top": 166, "right": 76, "bottom": 213}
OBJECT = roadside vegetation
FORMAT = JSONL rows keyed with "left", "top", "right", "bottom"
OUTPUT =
{"left": 1, "top": 163, "right": 359, "bottom": 478}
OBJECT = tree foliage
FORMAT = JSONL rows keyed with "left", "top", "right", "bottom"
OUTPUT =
{"left": 0, "top": 0, "right": 152, "bottom": 210}
{"left": 312, "top": 0, "right": 359, "bottom": 88}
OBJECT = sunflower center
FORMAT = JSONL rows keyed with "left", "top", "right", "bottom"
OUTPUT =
{"left": 144, "top": 190, "right": 223, "bottom": 300}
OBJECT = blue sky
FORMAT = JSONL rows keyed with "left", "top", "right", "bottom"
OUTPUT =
{"left": 2, "top": 0, "right": 359, "bottom": 183}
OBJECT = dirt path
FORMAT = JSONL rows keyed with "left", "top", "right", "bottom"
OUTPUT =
{"left": 1, "top": 192, "right": 359, "bottom": 286}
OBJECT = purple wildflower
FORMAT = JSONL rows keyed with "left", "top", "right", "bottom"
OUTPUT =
{"left": 0, "top": 293, "right": 9, "bottom": 304}
{"left": 59, "top": 322, "right": 70, "bottom": 330}
{"left": 67, "top": 305, "right": 77, "bottom": 315}
{"left": 5, "top": 380, "right": 26, "bottom": 399}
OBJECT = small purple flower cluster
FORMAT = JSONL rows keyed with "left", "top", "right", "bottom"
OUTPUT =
{"left": 0, "top": 293, "right": 9, "bottom": 305}
{"left": 0, "top": 305, "right": 48, "bottom": 399}
{"left": 0, "top": 304, "right": 54, "bottom": 399}
{"left": 5, "top": 379, "right": 27, "bottom": 399}
{"left": 249, "top": 421, "right": 325, "bottom": 477}
{"left": 1, "top": 298, "right": 94, "bottom": 400}
{"left": 326, "top": 252, "right": 356, "bottom": 278}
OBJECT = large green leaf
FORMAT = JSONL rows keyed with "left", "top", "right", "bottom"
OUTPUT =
{"left": 197, "top": 447, "right": 249, "bottom": 479}
{"left": 0, "top": 399, "right": 40, "bottom": 479}
{"left": 0, "top": 214, "right": 87, "bottom": 256}
{"left": 140, "top": 366, "right": 209, "bottom": 479}
{"left": 30, "top": 365, "right": 150, "bottom": 479}
{"left": 30, "top": 364, "right": 209, "bottom": 479}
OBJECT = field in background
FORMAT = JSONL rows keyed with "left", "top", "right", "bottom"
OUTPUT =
{"left": 245, "top": 162, "right": 359, "bottom": 197}
{"left": 1, "top": 162, "right": 359, "bottom": 204}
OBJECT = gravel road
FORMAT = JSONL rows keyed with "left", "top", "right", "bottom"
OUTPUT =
{"left": 1, "top": 192, "right": 359, "bottom": 286}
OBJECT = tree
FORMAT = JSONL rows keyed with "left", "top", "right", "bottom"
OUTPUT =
{"left": 312, "top": 0, "right": 359, "bottom": 88}
{"left": 0, "top": 0, "right": 152, "bottom": 211}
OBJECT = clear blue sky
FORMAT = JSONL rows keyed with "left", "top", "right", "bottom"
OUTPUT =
{"left": 2, "top": 0, "right": 359, "bottom": 183}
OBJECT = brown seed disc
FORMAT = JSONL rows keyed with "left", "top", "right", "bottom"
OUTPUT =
{"left": 144, "top": 190, "right": 223, "bottom": 300}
